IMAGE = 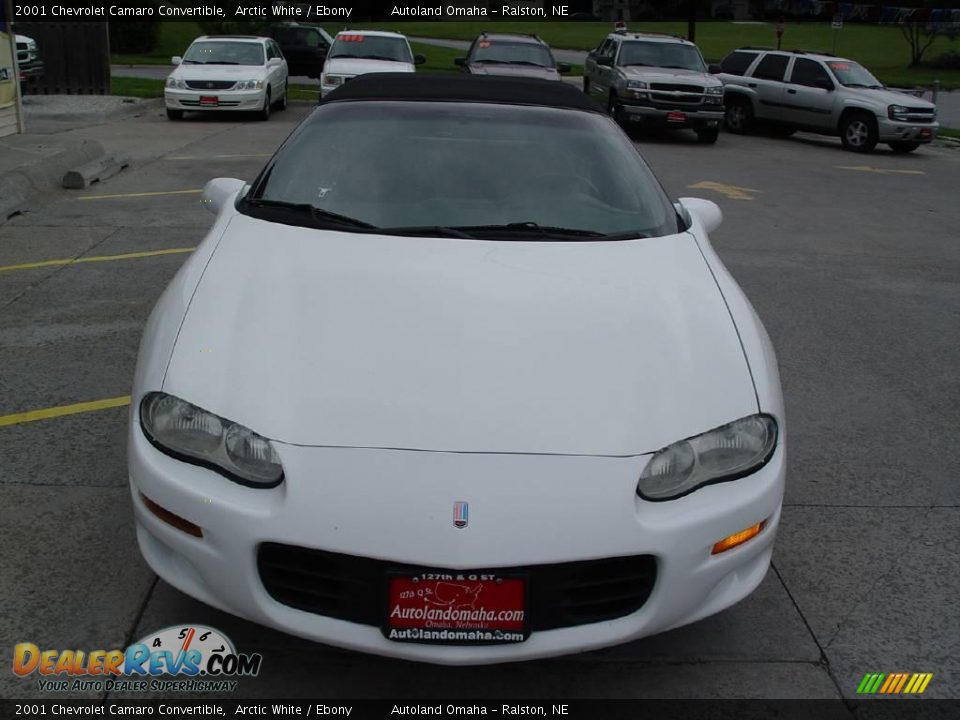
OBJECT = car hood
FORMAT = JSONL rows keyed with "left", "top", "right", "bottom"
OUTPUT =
{"left": 468, "top": 63, "right": 561, "bottom": 80}
{"left": 323, "top": 58, "right": 415, "bottom": 76}
{"left": 853, "top": 86, "right": 937, "bottom": 108}
{"left": 621, "top": 66, "right": 720, "bottom": 88}
{"left": 173, "top": 64, "right": 267, "bottom": 80}
{"left": 163, "top": 215, "right": 757, "bottom": 455}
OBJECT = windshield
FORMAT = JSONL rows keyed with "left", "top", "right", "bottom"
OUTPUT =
{"left": 471, "top": 41, "right": 555, "bottom": 68}
{"left": 618, "top": 41, "right": 705, "bottom": 72}
{"left": 183, "top": 41, "right": 264, "bottom": 66}
{"left": 245, "top": 101, "right": 676, "bottom": 239}
{"left": 826, "top": 60, "right": 882, "bottom": 88}
{"left": 328, "top": 35, "right": 412, "bottom": 63}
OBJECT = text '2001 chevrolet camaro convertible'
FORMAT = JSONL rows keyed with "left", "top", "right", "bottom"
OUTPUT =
{"left": 129, "top": 74, "right": 785, "bottom": 665}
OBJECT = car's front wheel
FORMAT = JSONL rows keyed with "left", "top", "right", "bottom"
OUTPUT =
{"left": 166, "top": 108, "right": 183, "bottom": 121}
{"left": 696, "top": 127, "right": 720, "bottom": 144}
{"left": 258, "top": 90, "right": 271, "bottom": 121}
{"left": 840, "top": 112, "right": 878, "bottom": 153}
{"left": 724, "top": 96, "right": 753, "bottom": 134}
{"left": 583, "top": 77, "right": 590, "bottom": 94}
{"left": 888, "top": 141, "right": 920, "bottom": 153}
{"left": 275, "top": 82, "right": 288, "bottom": 111}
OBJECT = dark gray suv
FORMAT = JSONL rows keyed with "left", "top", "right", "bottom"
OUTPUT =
{"left": 455, "top": 33, "right": 570, "bottom": 81}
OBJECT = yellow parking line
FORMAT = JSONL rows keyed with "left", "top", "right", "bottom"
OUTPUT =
{"left": 687, "top": 181, "right": 760, "bottom": 201}
{"left": 836, "top": 165, "right": 925, "bottom": 175}
{"left": 0, "top": 247, "right": 195, "bottom": 274}
{"left": 0, "top": 395, "right": 131, "bottom": 428}
{"left": 77, "top": 189, "right": 203, "bottom": 201}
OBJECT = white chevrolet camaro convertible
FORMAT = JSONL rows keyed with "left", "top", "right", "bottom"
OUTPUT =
{"left": 129, "top": 74, "right": 785, "bottom": 665}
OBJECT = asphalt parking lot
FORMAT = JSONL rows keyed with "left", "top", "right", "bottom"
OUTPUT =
{"left": 1, "top": 102, "right": 958, "bottom": 706}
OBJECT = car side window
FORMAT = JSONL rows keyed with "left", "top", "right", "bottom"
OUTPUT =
{"left": 752, "top": 54, "right": 789, "bottom": 82}
{"left": 720, "top": 51, "right": 758, "bottom": 76}
{"left": 597, "top": 39, "right": 615, "bottom": 59}
{"left": 790, "top": 58, "right": 832, "bottom": 88}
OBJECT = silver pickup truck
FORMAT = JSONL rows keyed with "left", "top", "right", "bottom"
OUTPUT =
{"left": 715, "top": 48, "right": 939, "bottom": 153}
{"left": 583, "top": 31, "right": 725, "bottom": 144}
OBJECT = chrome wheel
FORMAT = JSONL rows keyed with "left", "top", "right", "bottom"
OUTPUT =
{"left": 845, "top": 120, "right": 869, "bottom": 148}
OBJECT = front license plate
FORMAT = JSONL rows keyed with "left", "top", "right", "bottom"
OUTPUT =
{"left": 384, "top": 572, "right": 528, "bottom": 645}
{"left": 920, "top": 128, "right": 932, "bottom": 138}
{"left": 199, "top": 96, "right": 218, "bottom": 106}
{"left": 667, "top": 111, "right": 687, "bottom": 123}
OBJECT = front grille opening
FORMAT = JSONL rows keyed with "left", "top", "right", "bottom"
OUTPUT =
{"left": 258, "top": 544, "right": 656, "bottom": 632}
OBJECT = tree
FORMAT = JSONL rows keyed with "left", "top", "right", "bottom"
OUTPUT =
{"left": 899, "top": 16, "right": 960, "bottom": 66}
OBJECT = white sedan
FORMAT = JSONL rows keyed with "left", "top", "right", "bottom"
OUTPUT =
{"left": 130, "top": 75, "right": 785, "bottom": 665}
{"left": 164, "top": 35, "right": 288, "bottom": 121}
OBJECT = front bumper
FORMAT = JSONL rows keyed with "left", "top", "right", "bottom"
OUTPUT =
{"left": 18, "top": 60, "right": 44, "bottom": 81}
{"left": 877, "top": 117, "right": 939, "bottom": 143}
{"left": 164, "top": 88, "right": 266, "bottom": 112}
{"left": 622, "top": 102, "right": 725, "bottom": 128}
{"left": 129, "top": 420, "right": 785, "bottom": 664}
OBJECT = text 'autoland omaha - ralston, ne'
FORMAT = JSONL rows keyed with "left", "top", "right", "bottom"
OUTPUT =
{"left": 391, "top": 5, "right": 567, "bottom": 17}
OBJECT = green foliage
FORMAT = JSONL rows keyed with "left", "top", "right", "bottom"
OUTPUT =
{"left": 108, "top": 1, "right": 161, "bottom": 54}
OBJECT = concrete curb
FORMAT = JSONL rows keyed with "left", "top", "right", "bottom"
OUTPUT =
{"left": 21, "top": 97, "right": 164, "bottom": 124}
{"left": 0, "top": 138, "right": 108, "bottom": 224}
{"left": 62, "top": 153, "right": 130, "bottom": 189}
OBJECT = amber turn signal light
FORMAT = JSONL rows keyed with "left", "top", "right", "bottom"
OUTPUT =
{"left": 140, "top": 493, "right": 203, "bottom": 538}
{"left": 712, "top": 521, "right": 765, "bottom": 555}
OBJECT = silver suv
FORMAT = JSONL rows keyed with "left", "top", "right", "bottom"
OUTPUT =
{"left": 584, "top": 31, "right": 724, "bottom": 144}
{"left": 716, "top": 48, "right": 939, "bottom": 153}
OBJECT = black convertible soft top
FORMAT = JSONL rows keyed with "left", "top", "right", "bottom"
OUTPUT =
{"left": 320, "top": 73, "right": 604, "bottom": 114}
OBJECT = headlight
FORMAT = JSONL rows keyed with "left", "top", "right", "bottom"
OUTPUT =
{"left": 165, "top": 76, "right": 185, "bottom": 89}
{"left": 322, "top": 74, "right": 344, "bottom": 86}
{"left": 140, "top": 392, "right": 283, "bottom": 488}
{"left": 627, "top": 81, "right": 648, "bottom": 91}
{"left": 636, "top": 414, "right": 778, "bottom": 501}
{"left": 705, "top": 86, "right": 724, "bottom": 95}
{"left": 888, "top": 104, "right": 909, "bottom": 121}
{"left": 236, "top": 79, "right": 264, "bottom": 90}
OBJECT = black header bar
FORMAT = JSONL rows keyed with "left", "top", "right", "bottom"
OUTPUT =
{"left": 8, "top": 1, "right": 601, "bottom": 23}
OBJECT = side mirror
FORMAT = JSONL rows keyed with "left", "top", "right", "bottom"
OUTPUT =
{"left": 454, "top": 57, "right": 466, "bottom": 67}
{"left": 413, "top": 54, "right": 426, "bottom": 65}
{"left": 171, "top": 56, "right": 182, "bottom": 66}
{"left": 557, "top": 62, "right": 572, "bottom": 74}
{"left": 678, "top": 197, "right": 723, "bottom": 234}
{"left": 268, "top": 57, "right": 283, "bottom": 66}
{"left": 201, "top": 178, "right": 246, "bottom": 216}
{"left": 708, "top": 63, "right": 722, "bottom": 74}
{"left": 596, "top": 56, "right": 613, "bottom": 67}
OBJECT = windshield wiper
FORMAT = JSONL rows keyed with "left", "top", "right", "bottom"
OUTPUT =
{"left": 182, "top": 60, "right": 204, "bottom": 64}
{"left": 660, "top": 65, "right": 696, "bottom": 70}
{"left": 355, "top": 54, "right": 402, "bottom": 61}
{"left": 452, "top": 222, "right": 637, "bottom": 241}
{"left": 378, "top": 225, "right": 477, "bottom": 239}
{"left": 621, "top": 62, "right": 649, "bottom": 67}
{"left": 205, "top": 61, "right": 240, "bottom": 65}
{"left": 244, "top": 198, "right": 375, "bottom": 230}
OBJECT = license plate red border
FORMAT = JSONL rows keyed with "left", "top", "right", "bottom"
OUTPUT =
{"left": 199, "top": 96, "right": 218, "bottom": 106}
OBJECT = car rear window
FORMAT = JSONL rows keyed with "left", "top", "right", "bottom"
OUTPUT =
{"left": 720, "top": 51, "right": 758, "bottom": 76}
{"left": 752, "top": 54, "right": 789, "bottom": 81}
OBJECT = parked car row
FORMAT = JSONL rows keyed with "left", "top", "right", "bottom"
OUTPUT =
{"left": 159, "top": 24, "right": 940, "bottom": 154}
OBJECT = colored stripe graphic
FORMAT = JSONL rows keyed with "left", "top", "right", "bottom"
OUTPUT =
{"left": 857, "top": 672, "right": 932, "bottom": 695}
